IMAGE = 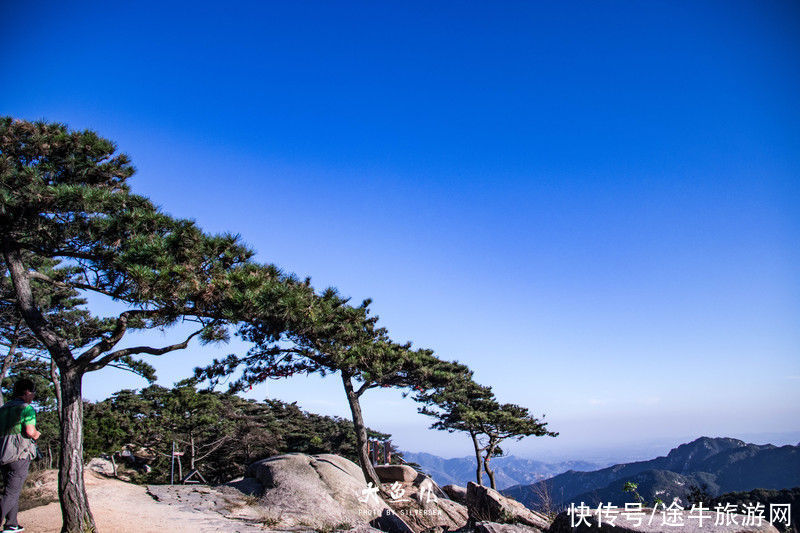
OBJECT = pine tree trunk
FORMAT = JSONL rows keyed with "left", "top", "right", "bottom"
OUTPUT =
{"left": 341, "top": 372, "right": 383, "bottom": 491}
{"left": 483, "top": 444, "right": 497, "bottom": 490}
{"left": 471, "top": 433, "right": 483, "bottom": 486}
{"left": 51, "top": 357, "right": 63, "bottom": 421}
{"left": 484, "top": 460, "right": 497, "bottom": 489}
{"left": 190, "top": 434, "right": 196, "bottom": 471}
{"left": 0, "top": 327, "right": 20, "bottom": 406}
{"left": 58, "top": 368, "right": 95, "bottom": 533}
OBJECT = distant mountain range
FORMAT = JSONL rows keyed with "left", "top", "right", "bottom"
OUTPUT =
{"left": 400, "top": 451, "right": 607, "bottom": 490}
{"left": 502, "top": 437, "right": 800, "bottom": 510}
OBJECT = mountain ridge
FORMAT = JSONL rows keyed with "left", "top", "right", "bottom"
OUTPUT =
{"left": 502, "top": 436, "right": 800, "bottom": 510}
{"left": 400, "top": 450, "right": 607, "bottom": 490}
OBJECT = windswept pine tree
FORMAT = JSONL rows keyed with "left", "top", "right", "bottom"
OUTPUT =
{"left": 419, "top": 374, "right": 557, "bottom": 489}
{"left": 0, "top": 118, "right": 312, "bottom": 532}
{"left": 418, "top": 378, "right": 497, "bottom": 485}
{"left": 478, "top": 402, "right": 558, "bottom": 489}
{"left": 198, "top": 293, "right": 472, "bottom": 491}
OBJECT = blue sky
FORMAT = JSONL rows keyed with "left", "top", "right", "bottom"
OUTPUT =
{"left": 2, "top": 1, "right": 799, "bottom": 462}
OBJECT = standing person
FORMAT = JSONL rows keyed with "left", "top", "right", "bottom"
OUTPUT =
{"left": 0, "top": 378, "right": 40, "bottom": 533}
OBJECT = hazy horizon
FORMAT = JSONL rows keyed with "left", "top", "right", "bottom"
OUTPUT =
{"left": 399, "top": 431, "right": 800, "bottom": 465}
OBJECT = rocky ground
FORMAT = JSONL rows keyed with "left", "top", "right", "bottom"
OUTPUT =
{"left": 17, "top": 455, "right": 785, "bottom": 533}
{"left": 19, "top": 467, "right": 269, "bottom": 533}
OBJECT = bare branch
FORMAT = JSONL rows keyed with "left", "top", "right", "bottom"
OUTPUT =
{"left": 76, "top": 309, "right": 161, "bottom": 366}
{"left": 33, "top": 248, "right": 99, "bottom": 262}
{"left": 195, "top": 435, "right": 231, "bottom": 462}
{"left": 50, "top": 358, "right": 62, "bottom": 421}
{"left": 86, "top": 328, "right": 204, "bottom": 372}
{"left": 356, "top": 381, "right": 378, "bottom": 397}
{"left": 105, "top": 363, "right": 152, "bottom": 376}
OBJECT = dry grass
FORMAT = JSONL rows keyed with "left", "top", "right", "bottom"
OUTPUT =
{"left": 256, "top": 509, "right": 285, "bottom": 528}
{"left": 297, "top": 519, "right": 352, "bottom": 533}
{"left": 530, "top": 479, "right": 560, "bottom": 521}
{"left": 239, "top": 493, "right": 261, "bottom": 507}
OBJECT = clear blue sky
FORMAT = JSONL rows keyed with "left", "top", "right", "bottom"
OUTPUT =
{"left": 2, "top": 1, "right": 799, "bottom": 462}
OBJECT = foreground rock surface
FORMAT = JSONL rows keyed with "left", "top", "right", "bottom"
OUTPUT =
{"left": 245, "top": 453, "right": 410, "bottom": 532}
{"left": 20, "top": 469, "right": 266, "bottom": 533}
{"left": 150, "top": 453, "right": 466, "bottom": 533}
{"left": 443, "top": 484, "right": 468, "bottom": 504}
{"left": 376, "top": 465, "right": 421, "bottom": 483}
{"left": 466, "top": 482, "right": 550, "bottom": 531}
{"left": 149, "top": 482, "right": 390, "bottom": 533}
{"left": 473, "top": 521, "right": 546, "bottom": 533}
{"left": 548, "top": 508, "right": 781, "bottom": 533}
{"left": 382, "top": 473, "right": 469, "bottom": 533}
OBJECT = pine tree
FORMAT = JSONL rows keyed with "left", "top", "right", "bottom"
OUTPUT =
{"left": 198, "top": 293, "right": 470, "bottom": 491}
{"left": 419, "top": 375, "right": 557, "bottom": 489}
{"left": 478, "top": 402, "right": 557, "bottom": 489}
{"left": 418, "top": 376, "right": 497, "bottom": 485}
{"left": 0, "top": 117, "right": 308, "bottom": 532}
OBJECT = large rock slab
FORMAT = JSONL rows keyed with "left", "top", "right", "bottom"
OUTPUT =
{"left": 87, "top": 457, "right": 117, "bottom": 477}
{"left": 148, "top": 483, "right": 253, "bottom": 516}
{"left": 376, "top": 465, "right": 420, "bottom": 483}
{"left": 245, "top": 453, "right": 413, "bottom": 533}
{"left": 384, "top": 471, "right": 469, "bottom": 533}
{"left": 345, "top": 525, "right": 389, "bottom": 533}
{"left": 474, "top": 521, "right": 545, "bottom": 533}
{"left": 548, "top": 506, "right": 781, "bottom": 533}
{"left": 466, "top": 482, "right": 549, "bottom": 531}
{"left": 444, "top": 484, "right": 468, "bottom": 504}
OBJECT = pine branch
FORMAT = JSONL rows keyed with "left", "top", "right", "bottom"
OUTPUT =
{"left": 26, "top": 270, "right": 120, "bottom": 299}
{"left": 194, "top": 435, "right": 232, "bottom": 462}
{"left": 76, "top": 309, "right": 160, "bottom": 366}
{"left": 86, "top": 328, "right": 203, "bottom": 371}
{"left": 356, "top": 381, "right": 378, "bottom": 397}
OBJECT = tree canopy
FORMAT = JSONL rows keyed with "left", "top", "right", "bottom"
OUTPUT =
{"left": 0, "top": 117, "right": 311, "bottom": 531}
